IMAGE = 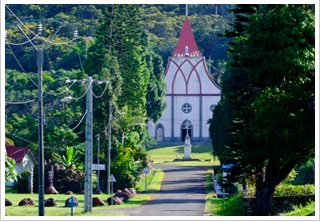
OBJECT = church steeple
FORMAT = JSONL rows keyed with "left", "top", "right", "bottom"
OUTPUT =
{"left": 172, "top": 16, "right": 202, "bottom": 57}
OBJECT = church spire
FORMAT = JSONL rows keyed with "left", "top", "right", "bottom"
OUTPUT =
{"left": 171, "top": 16, "right": 202, "bottom": 57}
{"left": 186, "top": 4, "right": 188, "bottom": 17}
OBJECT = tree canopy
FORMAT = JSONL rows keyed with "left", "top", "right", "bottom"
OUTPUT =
{"left": 209, "top": 4, "right": 315, "bottom": 216}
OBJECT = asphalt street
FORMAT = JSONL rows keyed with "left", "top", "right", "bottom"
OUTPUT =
{"left": 97, "top": 163, "right": 209, "bottom": 216}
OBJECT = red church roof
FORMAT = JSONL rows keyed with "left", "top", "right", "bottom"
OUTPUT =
{"left": 172, "top": 16, "right": 202, "bottom": 57}
{"left": 6, "top": 145, "right": 31, "bottom": 164}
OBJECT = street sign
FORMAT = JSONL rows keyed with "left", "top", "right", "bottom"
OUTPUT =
{"left": 110, "top": 175, "right": 116, "bottom": 182}
{"left": 92, "top": 164, "right": 105, "bottom": 171}
{"left": 143, "top": 167, "right": 149, "bottom": 175}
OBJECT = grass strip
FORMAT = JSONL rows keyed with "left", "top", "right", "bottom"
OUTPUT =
{"left": 135, "top": 168, "right": 164, "bottom": 193}
{"left": 5, "top": 193, "right": 151, "bottom": 216}
{"left": 205, "top": 167, "right": 242, "bottom": 216}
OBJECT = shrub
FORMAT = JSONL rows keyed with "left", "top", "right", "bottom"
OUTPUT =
{"left": 14, "top": 170, "right": 31, "bottom": 193}
{"left": 274, "top": 184, "right": 315, "bottom": 197}
{"left": 33, "top": 164, "right": 85, "bottom": 193}
{"left": 291, "top": 160, "right": 315, "bottom": 185}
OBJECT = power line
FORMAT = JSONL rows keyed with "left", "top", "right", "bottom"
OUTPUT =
{"left": 70, "top": 81, "right": 92, "bottom": 100}
{"left": 5, "top": 99, "right": 36, "bottom": 105}
{"left": 43, "top": 80, "right": 76, "bottom": 96}
{"left": 92, "top": 83, "right": 108, "bottom": 99}
{"left": 8, "top": 133, "right": 67, "bottom": 151}
{"left": 6, "top": 33, "right": 40, "bottom": 46}
{"left": 6, "top": 43, "right": 25, "bottom": 72}
{"left": 45, "top": 50, "right": 54, "bottom": 71}
{"left": 6, "top": 5, "right": 77, "bottom": 45}
{"left": 71, "top": 110, "right": 88, "bottom": 131}
{"left": 16, "top": 24, "right": 38, "bottom": 50}
{"left": 38, "top": 36, "right": 77, "bottom": 45}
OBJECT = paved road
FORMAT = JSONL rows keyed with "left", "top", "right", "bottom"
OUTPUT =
{"left": 97, "top": 164, "right": 209, "bottom": 216}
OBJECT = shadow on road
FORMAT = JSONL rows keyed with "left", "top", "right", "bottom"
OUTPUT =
{"left": 144, "top": 198, "right": 205, "bottom": 205}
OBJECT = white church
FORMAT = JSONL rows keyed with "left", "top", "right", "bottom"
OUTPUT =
{"left": 148, "top": 15, "right": 221, "bottom": 144}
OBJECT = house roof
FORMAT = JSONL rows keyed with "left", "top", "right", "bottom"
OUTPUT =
{"left": 172, "top": 16, "right": 202, "bottom": 57}
{"left": 6, "top": 145, "right": 34, "bottom": 164}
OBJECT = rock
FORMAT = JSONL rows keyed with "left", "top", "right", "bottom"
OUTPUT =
{"left": 45, "top": 186, "right": 58, "bottom": 194}
{"left": 92, "top": 197, "right": 105, "bottom": 207}
{"left": 45, "top": 198, "right": 57, "bottom": 207}
{"left": 128, "top": 188, "right": 137, "bottom": 197}
{"left": 5, "top": 199, "right": 12, "bottom": 206}
{"left": 107, "top": 196, "right": 123, "bottom": 205}
{"left": 114, "top": 190, "right": 129, "bottom": 202}
{"left": 18, "top": 198, "right": 36, "bottom": 206}
{"left": 65, "top": 191, "right": 73, "bottom": 195}
{"left": 95, "top": 190, "right": 103, "bottom": 194}
{"left": 123, "top": 188, "right": 134, "bottom": 199}
{"left": 65, "top": 197, "right": 79, "bottom": 207}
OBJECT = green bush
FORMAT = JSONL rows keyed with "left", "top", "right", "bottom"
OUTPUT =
{"left": 14, "top": 170, "right": 31, "bottom": 193}
{"left": 33, "top": 164, "right": 85, "bottom": 193}
{"left": 291, "top": 160, "right": 315, "bottom": 185}
{"left": 274, "top": 184, "right": 315, "bottom": 197}
{"left": 282, "top": 201, "right": 315, "bottom": 216}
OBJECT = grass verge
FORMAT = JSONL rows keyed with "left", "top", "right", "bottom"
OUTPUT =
{"left": 281, "top": 201, "right": 315, "bottom": 216}
{"left": 5, "top": 193, "right": 151, "bottom": 216}
{"left": 135, "top": 168, "right": 164, "bottom": 193}
{"left": 205, "top": 167, "right": 242, "bottom": 216}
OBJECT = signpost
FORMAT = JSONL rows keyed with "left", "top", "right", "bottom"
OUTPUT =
{"left": 222, "top": 164, "right": 234, "bottom": 209}
{"left": 110, "top": 175, "right": 116, "bottom": 205}
{"left": 92, "top": 164, "right": 105, "bottom": 171}
{"left": 143, "top": 168, "right": 149, "bottom": 192}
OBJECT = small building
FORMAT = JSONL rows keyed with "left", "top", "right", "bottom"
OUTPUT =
{"left": 148, "top": 15, "right": 221, "bottom": 144}
{"left": 5, "top": 145, "right": 37, "bottom": 192}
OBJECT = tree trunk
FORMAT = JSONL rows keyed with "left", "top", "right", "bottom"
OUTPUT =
{"left": 253, "top": 185, "right": 276, "bottom": 216}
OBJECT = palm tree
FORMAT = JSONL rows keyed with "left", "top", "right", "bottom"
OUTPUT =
{"left": 113, "top": 105, "right": 149, "bottom": 145}
{"left": 212, "top": 59, "right": 226, "bottom": 85}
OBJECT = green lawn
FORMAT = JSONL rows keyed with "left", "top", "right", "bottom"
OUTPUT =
{"left": 146, "top": 145, "right": 220, "bottom": 165}
{"left": 5, "top": 193, "right": 151, "bottom": 216}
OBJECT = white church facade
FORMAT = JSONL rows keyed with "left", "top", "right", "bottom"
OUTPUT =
{"left": 148, "top": 16, "right": 221, "bottom": 144}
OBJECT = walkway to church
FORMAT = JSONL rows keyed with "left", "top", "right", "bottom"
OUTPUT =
{"left": 96, "top": 164, "right": 208, "bottom": 216}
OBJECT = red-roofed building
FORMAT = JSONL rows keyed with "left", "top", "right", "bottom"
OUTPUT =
{"left": 6, "top": 145, "right": 37, "bottom": 190}
{"left": 148, "top": 15, "right": 221, "bottom": 144}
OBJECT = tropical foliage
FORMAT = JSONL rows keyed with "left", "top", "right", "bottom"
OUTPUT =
{"left": 209, "top": 4, "right": 315, "bottom": 216}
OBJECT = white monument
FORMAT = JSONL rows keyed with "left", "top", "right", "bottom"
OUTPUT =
{"left": 183, "top": 122, "right": 192, "bottom": 159}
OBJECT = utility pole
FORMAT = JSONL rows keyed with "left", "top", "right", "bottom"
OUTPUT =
{"left": 84, "top": 77, "right": 93, "bottom": 212}
{"left": 6, "top": 15, "right": 78, "bottom": 216}
{"left": 65, "top": 77, "right": 108, "bottom": 212}
{"left": 37, "top": 48, "right": 45, "bottom": 216}
{"left": 107, "top": 102, "right": 112, "bottom": 194}
{"left": 96, "top": 134, "right": 100, "bottom": 191}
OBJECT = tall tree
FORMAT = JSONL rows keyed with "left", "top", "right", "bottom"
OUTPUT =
{"left": 141, "top": 30, "right": 167, "bottom": 123}
{"left": 210, "top": 4, "right": 315, "bottom": 216}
